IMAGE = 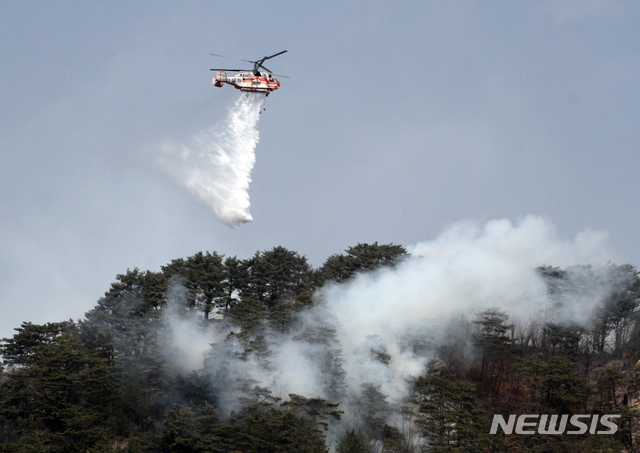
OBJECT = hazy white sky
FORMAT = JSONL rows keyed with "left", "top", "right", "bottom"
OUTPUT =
{"left": 1, "top": 1, "right": 638, "bottom": 338}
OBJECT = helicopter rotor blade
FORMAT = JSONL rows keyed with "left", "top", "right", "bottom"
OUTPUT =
{"left": 209, "top": 53, "right": 254, "bottom": 64}
{"left": 210, "top": 51, "right": 287, "bottom": 76}
{"left": 210, "top": 51, "right": 287, "bottom": 63}
{"left": 263, "top": 50, "right": 287, "bottom": 60}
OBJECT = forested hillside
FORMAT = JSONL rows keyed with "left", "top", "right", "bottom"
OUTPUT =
{"left": 1, "top": 243, "right": 639, "bottom": 452}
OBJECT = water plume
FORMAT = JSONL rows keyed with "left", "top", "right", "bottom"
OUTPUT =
{"left": 156, "top": 93, "right": 264, "bottom": 226}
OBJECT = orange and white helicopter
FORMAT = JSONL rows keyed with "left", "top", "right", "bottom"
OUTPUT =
{"left": 210, "top": 50, "right": 288, "bottom": 96}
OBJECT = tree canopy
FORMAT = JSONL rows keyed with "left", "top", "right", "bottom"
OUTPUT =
{"left": 0, "top": 247, "right": 639, "bottom": 452}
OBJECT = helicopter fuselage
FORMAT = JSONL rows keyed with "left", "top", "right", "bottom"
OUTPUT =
{"left": 213, "top": 70, "right": 280, "bottom": 95}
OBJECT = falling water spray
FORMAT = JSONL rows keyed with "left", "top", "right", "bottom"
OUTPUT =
{"left": 156, "top": 93, "right": 265, "bottom": 226}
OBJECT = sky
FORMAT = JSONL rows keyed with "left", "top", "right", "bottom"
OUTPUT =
{"left": 1, "top": 0, "right": 639, "bottom": 339}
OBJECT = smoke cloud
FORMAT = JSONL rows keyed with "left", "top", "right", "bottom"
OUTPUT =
{"left": 163, "top": 216, "right": 618, "bottom": 426}
{"left": 155, "top": 93, "right": 264, "bottom": 226}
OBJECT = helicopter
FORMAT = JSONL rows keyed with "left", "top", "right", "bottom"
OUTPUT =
{"left": 210, "top": 50, "right": 288, "bottom": 96}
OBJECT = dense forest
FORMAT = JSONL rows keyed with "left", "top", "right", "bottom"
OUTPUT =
{"left": 1, "top": 242, "right": 640, "bottom": 452}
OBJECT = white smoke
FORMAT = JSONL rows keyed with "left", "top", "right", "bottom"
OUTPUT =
{"left": 317, "top": 215, "right": 616, "bottom": 401}
{"left": 161, "top": 276, "right": 227, "bottom": 373}
{"left": 163, "top": 216, "right": 618, "bottom": 419}
{"left": 155, "top": 93, "right": 264, "bottom": 226}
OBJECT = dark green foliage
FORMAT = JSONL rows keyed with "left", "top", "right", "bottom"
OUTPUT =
{"left": 517, "top": 355, "right": 589, "bottom": 413}
{"left": 595, "top": 367, "right": 625, "bottom": 411}
{"left": 158, "top": 403, "right": 327, "bottom": 453}
{"left": 1, "top": 321, "right": 76, "bottom": 367}
{"left": 368, "top": 340, "right": 391, "bottom": 365}
{"left": 228, "top": 295, "right": 267, "bottom": 332}
{"left": 0, "top": 322, "right": 115, "bottom": 452}
{"left": 82, "top": 269, "right": 170, "bottom": 430}
{"left": 221, "top": 256, "right": 250, "bottom": 318}
{"left": 2, "top": 247, "right": 640, "bottom": 452}
{"left": 593, "top": 264, "right": 640, "bottom": 355}
{"left": 158, "top": 404, "right": 201, "bottom": 453}
{"left": 542, "top": 322, "right": 583, "bottom": 360}
{"left": 292, "top": 325, "right": 347, "bottom": 401}
{"left": 414, "top": 366, "right": 487, "bottom": 453}
{"left": 237, "top": 385, "right": 282, "bottom": 410}
{"left": 335, "top": 429, "right": 374, "bottom": 453}
{"left": 0, "top": 246, "right": 332, "bottom": 450}
{"left": 162, "top": 251, "right": 226, "bottom": 320}
{"left": 225, "top": 406, "right": 327, "bottom": 452}
{"left": 280, "top": 394, "right": 342, "bottom": 431}
{"left": 350, "top": 384, "right": 403, "bottom": 450}
{"left": 235, "top": 246, "right": 315, "bottom": 332}
{"left": 536, "top": 265, "right": 570, "bottom": 296}
{"left": 472, "top": 309, "right": 514, "bottom": 350}
{"left": 175, "top": 371, "right": 216, "bottom": 409}
{"left": 472, "top": 309, "right": 517, "bottom": 399}
{"left": 84, "top": 268, "right": 165, "bottom": 366}
{"left": 316, "top": 242, "right": 408, "bottom": 285}
{"left": 539, "top": 264, "right": 640, "bottom": 357}
{"left": 245, "top": 246, "right": 314, "bottom": 308}
{"left": 235, "top": 333, "right": 272, "bottom": 368}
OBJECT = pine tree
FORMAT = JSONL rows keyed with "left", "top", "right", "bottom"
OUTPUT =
{"left": 335, "top": 429, "right": 375, "bottom": 453}
{"left": 292, "top": 324, "right": 347, "bottom": 401}
{"left": 0, "top": 322, "right": 115, "bottom": 452}
{"left": 245, "top": 246, "right": 314, "bottom": 308}
{"left": 414, "top": 366, "right": 487, "bottom": 453}
{"left": 351, "top": 384, "right": 403, "bottom": 449}
{"left": 316, "top": 242, "right": 408, "bottom": 286}
{"left": 159, "top": 404, "right": 198, "bottom": 453}
{"left": 472, "top": 309, "right": 516, "bottom": 399}
{"left": 221, "top": 256, "right": 250, "bottom": 318}
{"left": 280, "top": 394, "right": 342, "bottom": 432}
{"left": 82, "top": 269, "right": 172, "bottom": 431}
{"left": 517, "top": 355, "right": 589, "bottom": 413}
{"left": 162, "top": 251, "right": 226, "bottom": 320}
